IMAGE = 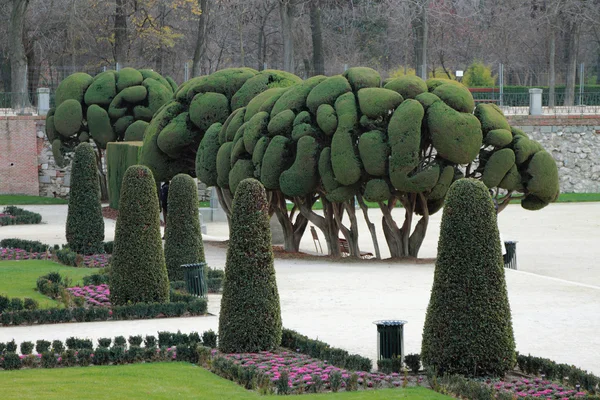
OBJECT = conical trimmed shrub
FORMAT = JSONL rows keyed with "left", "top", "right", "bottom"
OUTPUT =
{"left": 218, "top": 178, "right": 282, "bottom": 353}
{"left": 110, "top": 165, "right": 169, "bottom": 305}
{"left": 421, "top": 178, "right": 515, "bottom": 377}
{"left": 65, "top": 142, "right": 104, "bottom": 254}
{"left": 164, "top": 173, "right": 205, "bottom": 281}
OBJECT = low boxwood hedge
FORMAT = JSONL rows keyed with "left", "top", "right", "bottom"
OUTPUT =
{"left": 0, "top": 206, "right": 42, "bottom": 226}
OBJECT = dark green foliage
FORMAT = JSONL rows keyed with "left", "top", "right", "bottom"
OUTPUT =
{"left": 45, "top": 115, "right": 57, "bottom": 142}
{"left": 377, "top": 356, "right": 403, "bottom": 374}
{"left": 156, "top": 112, "right": 199, "bottom": 159}
{"left": 123, "top": 120, "right": 148, "bottom": 141}
{"left": 51, "top": 139, "right": 66, "bottom": 168}
{"left": 499, "top": 165, "right": 523, "bottom": 191}
{"left": 116, "top": 68, "right": 144, "bottom": 91}
{"left": 384, "top": 76, "right": 427, "bottom": 99}
{"left": 485, "top": 128, "right": 513, "bottom": 147}
{"left": 427, "top": 100, "right": 482, "bottom": 164}
{"left": 85, "top": 71, "right": 117, "bottom": 106}
{"left": 474, "top": 103, "right": 511, "bottom": 134}
{"left": 87, "top": 104, "right": 116, "bottom": 147}
{"left": 216, "top": 142, "right": 233, "bottom": 188}
{"left": 189, "top": 92, "right": 230, "bottom": 131}
{"left": 24, "top": 298, "right": 39, "bottom": 311}
{"left": 483, "top": 148, "right": 515, "bottom": 188}
{"left": 144, "top": 78, "right": 174, "bottom": 114}
{"left": 243, "top": 111, "right": 269, "bottom": 153}
{"left": 20, "top": 341, "right": 34, "bottom": 355}
{"left": 316, "top": 104, "right": 337, "bottom": 136}
{"left": 36, "top": 339, "right": 52, "bottom": 354}
{"left": 271, "top": 75, "right": 326, "bottom": 116}
{"left": 525, "top": 150, "right": 559, "bottom": 204}
{"left": 431, "top": 82, "right": 475, "bottom": 113}
{"left": 0, "top": 206, "right": 42, "bottom": 226}
{"left": 358, "top": 130, "right": 388, "bottom": 176}
{"left": 229, "top": 160, "right": 255, "bottom": 194}
{"left": 106, "top": 141, "right": 142, "bottom": 209}
{"left": 223, "top": 108, "right": 246, "bottom": 143}
{"left": 219, "top": 179, "right": 282, "bottom": 353}
{"left": 331, "top": 130, "right": 361, "bottom": 186}
{"left": 512, "top": 135, "right": 544, "bottom": 164}
{"left": 231, "top": 70, "right": 302, "bottom": 111}
{"left": 421, "top": 178, "right": 515, "bottom": 377}
{"left": 343, "top": 67, "right": 381, "bottom": 91}
{"left": 110, "top": 165, "right": 169, "bottom": 305}
{"left": 55, "top": 72, "right": 94, "bottom": 106}
{"left": 363, "top": 179, "right": 391, "bottom": 202}
{"left": 357, "top": 88, "right": 403, "bottom": 119}
{"left": 306, "top": 75, "right": 352, "bottom": 114}
{"left": 66, "top": 143, "right": 105, "bottom": 255}
{"left": 54, "top": 99, "right": 83, "bottom": 137}
{"left": 114, "top": 116, "right": 135, "bottom": 135}
{"left": 2, "top": 353, "right": 21, "bottom": 370}
{"left": 415, "top": 92, "right": 441, "bottom": 110}
{"left": 164, "top": 174, "right": 205, "bottom": 281}
{"left": 279, "top": 136, "right": 320, "bottom": 196}
{"left": 260, "top": 135, "right": 293, "bottom": 190}
{"left": 195, "top": 123, "right": 222, "bottom": 186}
{"left": 120, "top": 85, "right": 147, "bottom": 103}
{"left": 404, "top": 353, "right": 421, "bottom": 373}
{"left": 267, "top": 109, "right": 295, "bottom": 137}
{"left": 334, "top": 91, "right": 358, "bottom": 132}
{"left": 428, "top": 165, "right": 455, "bottom": 201}
{"left": 245, "top": 87, "right": 288, "bottom": 121}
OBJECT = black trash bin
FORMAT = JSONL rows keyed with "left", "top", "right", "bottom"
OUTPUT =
{"left": 503, "top": 241, "right": 518, "bottom": 270}
{"left": 181, "top": 263, "right": 208, "bottom": 297}
{"left": 373, "top": 320, "right": 407, "bottom": 361}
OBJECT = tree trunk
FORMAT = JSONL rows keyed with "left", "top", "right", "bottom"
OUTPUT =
{"left": 297, "top": 196, "right": 341, "bottom": 257}
{"left": 380, "top": 198, "right": 404, "bottom": 258}
{"left": 280, "top": 0, "right": 295, "bottom": 73}
{"left": 411, "top": 0, "right": 429, "bottom": 79}
{"left": 215, "top": 187, "right": 233, "bottom": 226}
{"left": 309, "top": 0, "right": 324, "bottom": 76}
{"left": 272, "top": 192, "right": 309, "bottom": 252}
{"left": 192, "top": 0, "right": 209, "bottom": 77}
{"left": 564, "top": 21, "right": 580, "bottom": 107}
{"left": 114, "top": 0, "right": 128, "bottom": 66}
{"left": 257, "top": 28, "right": 265, "bottom": 71}
{"left": 96, "top": 148, "right": 109, "bottom": 201}
{"left": 548, "top": 26, "right": 556, "bottom": 108}
{"left": 9, "top": 0, "right": 30, "bottom": 109}
{"left": 357, "top": 195, "right": 381, "bottom": 259}
{"left": 408, "top": 194, "right": 429, "bottom": 257}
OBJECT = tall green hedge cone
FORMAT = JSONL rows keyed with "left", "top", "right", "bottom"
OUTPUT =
{"left": 218, "top": 178, "right": 282, "bottom": 353}
{"left": 65, "top": 142, "right": 104, "bottom": 254}
{"left": 164, "top": 173, "right": 205, "bottom": 281}
{"left": 421, "top": 178, "right": 515, "bottom": 377}
{"left": 110, "top": 165, "right": 169, "bottom": 305}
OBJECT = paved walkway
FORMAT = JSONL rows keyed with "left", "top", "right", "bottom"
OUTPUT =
{"left": 0, "top": 202, "right": 599, "bottom": 374}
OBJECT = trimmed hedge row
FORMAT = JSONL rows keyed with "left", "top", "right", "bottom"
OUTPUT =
{"left": 0, "top": 206, "right": 42, "bottom": 226}
{"left": 0, "top": 239, "right": 113, "bottom": 255}
{"left": 0, "top": 330, "right": 216, "bottom": 371}
{"left": 281, "top": 328, "right": 372, "bottom": 372}
{"left": 0, "top": 295, "right": 39, "bottom": 314}
{"left": 0, "top": 298, "right": 207, "bottom": 326}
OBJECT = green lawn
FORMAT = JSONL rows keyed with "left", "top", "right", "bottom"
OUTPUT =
{"left": 0, "top": 260, "right": 100, "bottom": 308}
{"left": 0, "top": 195, "right": 68, "bottom": 205}
{"left": 0, "top": 363, "right": 450, "bottom": 400}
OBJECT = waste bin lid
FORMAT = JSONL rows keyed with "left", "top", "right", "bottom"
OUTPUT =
{"left": 180, "top": 262, "right": 207, "bottom": 269}
{"left": 373, "top": 320, "right": 407, "bottom": 326}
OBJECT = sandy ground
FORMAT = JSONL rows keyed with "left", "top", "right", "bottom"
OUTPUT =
{"left": 1, "top": 202, "right": 599, "bottom": 374}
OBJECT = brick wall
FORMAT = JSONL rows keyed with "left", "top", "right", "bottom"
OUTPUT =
{"left": 0, "top": 117, "right": 42, "bottom": 196}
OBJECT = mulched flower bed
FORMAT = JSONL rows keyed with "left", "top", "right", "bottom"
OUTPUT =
{"left": 215, "top": 350, "right": 424, "bottom": 392}
{"left": 0, "top": 248, "right": 110, "bottom": 268}
{"left": 67, "top": 284, "right": 111, "bottom": 307}
{"left": 488, "top": 377, "right": 588, "bottom": 399}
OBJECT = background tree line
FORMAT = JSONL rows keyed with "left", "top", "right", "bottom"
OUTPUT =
{"left": 1, "top": 0, "right": 600, "bottom": 105}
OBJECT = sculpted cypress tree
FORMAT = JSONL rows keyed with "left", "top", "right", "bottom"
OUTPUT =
{"left": 110, "top": 165, "right": 169, "bottom": 305}
{"left": 66, "top": 142, "right": 105, "bottom": 254}
{"left": 218, "top": 178, "right": 282, "bottom": 353}
{"left": 421, "top": 178, "right": 515, "bottom": 377}
{"left": 164, "top": 173, "right": 205, "bottom": 281}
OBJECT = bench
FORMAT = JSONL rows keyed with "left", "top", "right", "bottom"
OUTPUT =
{"left": 339, "top": 238, "right": 374, "bottom": 259}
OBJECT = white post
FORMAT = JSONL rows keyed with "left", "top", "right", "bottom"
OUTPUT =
{"left": 529, "top": 88, "right": 543, "bottom": 116}
{"left": 37, "top": 88, "right": 51, "bottom": 116}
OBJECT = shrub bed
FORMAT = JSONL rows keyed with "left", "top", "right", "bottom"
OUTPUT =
{"left": 0, "top": 206, "right": 42, "bottom": 226}
{"left": 0, "top": 246, "right": 110, "bottom": 267}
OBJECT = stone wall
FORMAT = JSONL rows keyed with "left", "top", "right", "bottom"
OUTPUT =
{"left": 0, "top": 117, "right": 40, "bottom": 196}
{"left": 507, "top": 115, "right": 600, "bottom": 193}
{"left": 36, "top": 119, "right": 73, "bottom": 198}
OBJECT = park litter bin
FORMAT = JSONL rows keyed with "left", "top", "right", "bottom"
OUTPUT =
{"left": 503, "top": 241, "right": 518, "bottom": 270}
{"left": 181, "top": 263, "right": 208, "bottom": 297}
{"left": 373, "top": 320, "right": 407, "bottom": 361}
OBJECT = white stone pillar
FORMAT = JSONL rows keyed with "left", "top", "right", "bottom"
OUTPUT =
{"left": 529, "top": 88, "right": 543, "bottom": 116}
{"left": 37, "top": 88, "right": 51, "bottom": 116}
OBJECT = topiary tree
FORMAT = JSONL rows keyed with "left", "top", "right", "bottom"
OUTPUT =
{"left": 106, "top": 141, "right": 143, "bottom": 209}
{"left": 110, "top": 165, "right": 170, "bottom": 305}
{"left": 421, "top": 178, "right": 515, "bottom": 377}
{"left": 218, "top": 178, "right": 282, "bottom": 353}
{"left": 65, "top": 142, "right": 105, "bottom": 254}
{"left": 164, "top": 173, "right": 205, "bottom": 281}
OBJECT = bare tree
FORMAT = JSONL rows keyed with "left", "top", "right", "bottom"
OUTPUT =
{"left": 192, "top": 0, "right": 209, "bottom": 76}
{"left": 9, "top": 0, "right": 30, "bottom": 108}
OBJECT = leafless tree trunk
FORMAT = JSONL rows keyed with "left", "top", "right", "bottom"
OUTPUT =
{"left": 309, "top": 0, "right": 324, "bottom": 76}
{"left": 564, "top": 20, "right": 580, "bottom": 106}
{"left": 9, "top": 0, "right": 30, "bottom": 109}
{"left": 411, "top": 0, "right": 429, "bottom": 79}
{"left": 114, "top": 0, "right": 128, "bottom": 65}
{"left": 280, "top": 0, "right": 294, "bottom": 72}
{"left": 192, "top": 0, "right": 209, "bottom": 77}
{"left": 549, "top": 27, "right": 556, "bottom": 108}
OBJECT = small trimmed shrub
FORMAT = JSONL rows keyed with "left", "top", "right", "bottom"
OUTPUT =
{"left": 377, "top": 356, "right": 403, "bottom": 374}
{"left": 65, "top": 142, "right": 105, "bottom": 254}
{"left": 164, "top": 173, "right": 206, "bottom": 281}
{"left": 128, "top": 335, "right": 143, "bottom": 347}
{"left": 98, "top": 338, "right": 112, "bottom": 348}
{"left": 114, "top": 336, "right": 127, "bottom": 347}
{"left": 202, "top": 330, "right": 217, "bottom": 348}
{"left": 41, "top": 352, "right": 58, "bottom": 368}
{"left": 2, "top": 352, "right": 21, "bottom": 370}
{"left": 51, "top": 340, "right": 64, "bottom": 354}
{"left": 110, "top": 165, "right": 169, "bottom": 305}
{"left": 83, "top": 273, "right": 109, "bottom": 286}
{"left": 421, "top": 179, "right": 515, "bottom": 377}
{"left": 404, "top": 353, "right": 421, "bottom": 373}
{"left": 0, "top": 206, "right": 42, "bottom": 226}
{"left": 6, "top": 340, "right": 17, "bottom": 353}
{"left": 20, "top": 341, "right": 34, "bottom": 355}
{"left": 0, "top": 238, "right": 49, "bottom": 253}
{"left": 219, "top": 178, "right": 282, "bottom": 353}
{"left": 9, "top": 298, "right": 23, "bottom": 311}
{"left": 36, "top": 340, "right": 52, "bottom": 354}
{"left": 23, "top": 298, "right": 39, "bottom": 311}
{"left": 0, "top": 295, "right": 9, "bottom": 313}
{"left": 144, "top": 335, "right": 157, "bottom": 348}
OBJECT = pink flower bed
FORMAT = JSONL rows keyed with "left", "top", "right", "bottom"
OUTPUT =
{"left": 0, "top": 247, "right": 110, "bottom": 267}
{"left": 67, "top": 285, "right": 111, "bottom": 307}
{"left": 217, "top": 350, "right": 423, "bottom": 391}
{"left": 488, "top": 378, "right": 588, "bottom": 399}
